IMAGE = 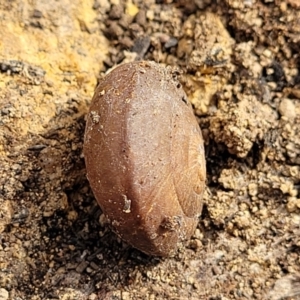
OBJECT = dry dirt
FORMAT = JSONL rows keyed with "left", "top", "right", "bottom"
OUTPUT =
{"left": 1, "top": 0, "right": 300, "bottom": 299}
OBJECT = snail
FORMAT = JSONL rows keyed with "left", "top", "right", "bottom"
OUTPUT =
{"left": 84, "top": 61, "right": 206, "bottom": 256}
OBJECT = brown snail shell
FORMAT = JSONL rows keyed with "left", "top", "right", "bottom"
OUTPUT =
{"left": 84, "top": 61, "right": 206, "bottom": 256}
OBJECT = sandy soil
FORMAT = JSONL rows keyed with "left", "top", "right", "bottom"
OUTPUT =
{"left": 0, "top": 0, "right": 300, "bottom": 299}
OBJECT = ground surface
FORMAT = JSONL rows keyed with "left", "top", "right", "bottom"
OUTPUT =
{"left": 0, "top": 0, "right": 300, "bottom": 299}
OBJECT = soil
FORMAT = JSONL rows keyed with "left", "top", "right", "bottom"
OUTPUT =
{"left": 0, "top": 0, "right": 300, "bottom": 299}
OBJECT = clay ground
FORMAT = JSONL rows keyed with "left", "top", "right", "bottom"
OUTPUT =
{"left": 1, "top": 0, "right": 300, "bottom": 299}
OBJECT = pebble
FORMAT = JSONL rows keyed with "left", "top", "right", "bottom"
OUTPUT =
{"left": 278, "top": 98, "right": 296, "bottom": 120}
{"left": 0, "top": 288, "right": 9, "bottom": 300}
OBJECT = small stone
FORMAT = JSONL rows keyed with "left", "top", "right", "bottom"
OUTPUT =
{"left": 248, "top": 183, "right": 258, "bottom": 196}
{"left": 88, "top": 293, "right": 97, "bottom": 300}
{"left": 0, "top": 288, "right": 9, "bottom": 300}
{"left": 107, "top": 22, "right": 124, "bottom": 38}
{"left": 135, "top": 10, "right": 146, "bottom": 27}
{"left": 189, "top": 239, "right": 202, "bottom": 250}
{"left": 109, "top": 4, "right": 123, "bottom": 19}
{"left": 121, "top": 291, "right": 130, "bottom": 300}
{"left": 76, "top": 261, "right": 89, "bottom": 273}
{"left": 126, "top": 2, "right": 139, "bottom": 17}
{"left": 286, "top": 197, "right": 298, "bottom": 213}
{"left": 263, "top": 49, "right": 272, "bottom": 58}
{"left": 278, "top": 98, "right": 296, "bottom": 120}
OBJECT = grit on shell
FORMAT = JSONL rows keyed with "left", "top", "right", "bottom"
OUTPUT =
{"left": 0, "top": 0, "right": 300, "bottom": 299}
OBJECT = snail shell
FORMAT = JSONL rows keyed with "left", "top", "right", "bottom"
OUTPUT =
{"left": 84, "top": 61, "right": 206, "bottom": 256}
